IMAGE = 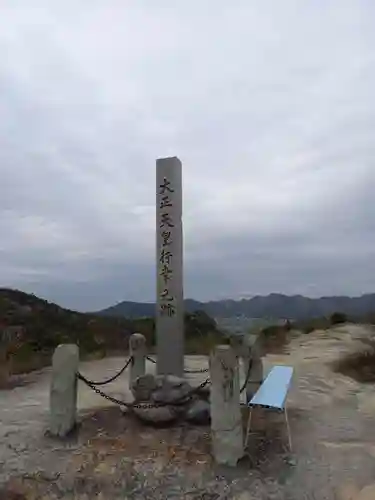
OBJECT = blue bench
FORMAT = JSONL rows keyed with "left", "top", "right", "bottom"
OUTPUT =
{"left": 244, "top": 365, "right": 294, "bottom": 451}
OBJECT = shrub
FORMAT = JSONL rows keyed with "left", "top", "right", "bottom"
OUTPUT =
{"left": 330, "top": 312, "right": 348, "bottom": 325}
{"left": 292, "top": 316, "right": 331, "bottom": 334}
{"left": 302, "top": 325, "right": 315, "bottom": 334}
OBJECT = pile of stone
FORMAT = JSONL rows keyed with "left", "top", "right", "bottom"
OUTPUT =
{"left": 129, "top": 373, "right": 211, "bottom": 426}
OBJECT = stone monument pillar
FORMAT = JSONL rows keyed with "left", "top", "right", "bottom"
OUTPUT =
{"left": 156, "top": 157, "right": 184, "bottom": 377}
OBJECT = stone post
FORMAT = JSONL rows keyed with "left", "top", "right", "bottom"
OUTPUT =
{"left": 129, "top": 333, "right": 146, "bottom": 389}
{"left": 49, "top": 344, "right": 79, "bottom": 437}
{"left": 156, "top": 156, "right": 184, "bottom": 377}
{"left": 245, "top": 333, "right": 264, "bottom": 402}
{"left": 231, "top": 333, "right": 264, "bottom": 404}
{"left": 209, "top": 345, "right": 244, "bottom": 466}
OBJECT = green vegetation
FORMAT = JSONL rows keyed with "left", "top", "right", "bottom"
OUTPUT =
{"left": 0, "top": 289, "right": 227, "bottom": 375}
{"left": 258, "top": 323, "right": 291, "bottom": 354}
{"left": 3, "top": 287, "right": 375, "bottom": 378}
{"left": 291, "top": 311, "right": 350, "bottom": 335}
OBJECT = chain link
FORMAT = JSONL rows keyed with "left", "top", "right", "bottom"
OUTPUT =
{"left": 240, "top": 358, "right": 253, "bottom": 394}
{"left": 77, "top": 372, "right": 210, "bottom": 409}
{"left": 77, "top": 356, "right": 133, "bottom": 386}
{"left": 77, "top": 350, "right": 249, "bottom": 408}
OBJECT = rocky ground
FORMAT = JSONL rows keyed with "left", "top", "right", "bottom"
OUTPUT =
{"left": 1, "top": 325, "right": 375, "bottom": 499}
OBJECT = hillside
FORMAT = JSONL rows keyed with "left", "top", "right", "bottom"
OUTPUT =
{"left": 0, "top": 289, "right": 223, "bottom": 377}
{"left": 98, "top": 293, "right": 375, "bottom": 320}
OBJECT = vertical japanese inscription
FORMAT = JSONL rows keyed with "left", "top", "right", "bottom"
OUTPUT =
{"left": 156, "top": 156, "right": 184, "bottom": 377}
{"left": 158, "top": 176, "right": 175, "bottom": 317}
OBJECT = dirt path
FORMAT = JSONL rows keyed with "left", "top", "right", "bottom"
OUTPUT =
{"left": 1, "top": 326, "right": 375, "bottom": 499}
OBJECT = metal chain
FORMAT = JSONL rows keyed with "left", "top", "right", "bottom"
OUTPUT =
{"left": 240, "top": 358, "right": 253, "bottom": 394}
{"left": 77, "top": 372, "right": 211, "bottom": 409}
{"left": 77, "top": 356, "right": 133, "bottom": 386}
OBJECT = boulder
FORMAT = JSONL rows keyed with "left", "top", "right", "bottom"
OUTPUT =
{"left": 195, "top": 385, "right": 210, "bottom": 401}
{"left": 132, "top": 405, "right": 178, "bottom": 425}
{"left": 154, "top": 374, "right": 190, "bottom": 389}
{"left": 186, "top": 399, "right": 211, "bottom": 425}
{"left": 151, "top": 387, "right": 190, "bottom": 404}
{"left": 131, "top": 374, "right": 157, "bottom": 401}
{"left": 131, "top": 374, "right": 198, "bottom": 425}
{"left": 151, "top": 375, "right": 192, "bottom": 404}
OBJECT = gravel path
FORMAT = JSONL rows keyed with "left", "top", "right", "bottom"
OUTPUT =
{"left": 1, "top": 326, "right": 375, "bottom": 499}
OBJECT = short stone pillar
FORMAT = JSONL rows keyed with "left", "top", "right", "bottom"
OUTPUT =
{"left": 245, "top": 333, "right": 264, "bottom": 402}
{"left": 209, "top": 345, "right": 244, "bottom": 466}
{"left": 231, "top": 333, "right": 264, "bottom": 403}
{"left": 129, "top": 333, "right": 146, "bottom": 389}
{"left": 49, "top": 344, "right": 79, "bottom": 437}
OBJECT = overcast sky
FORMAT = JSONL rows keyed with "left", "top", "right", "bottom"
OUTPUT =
{"left": 0, "top": 1, "right": 374, "bottom": 311}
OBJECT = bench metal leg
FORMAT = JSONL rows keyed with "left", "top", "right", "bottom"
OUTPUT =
{"left": 284, "top": 403, "right": 292, "bottom": 452}
{"left": 244, "top": 407, "right": 253, "bottom": 449}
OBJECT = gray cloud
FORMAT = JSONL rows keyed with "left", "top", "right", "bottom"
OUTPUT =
{"left": 0, "top": 1, "right": 374, "bottom": 311}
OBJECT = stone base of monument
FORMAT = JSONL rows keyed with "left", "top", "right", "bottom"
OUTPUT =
{"left": 128, "top": 374, "right": 211, "bottom": 426}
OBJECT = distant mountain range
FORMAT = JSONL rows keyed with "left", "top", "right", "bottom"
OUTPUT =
{"left": 97, "top": 293, "right": 375, "bottom": 320}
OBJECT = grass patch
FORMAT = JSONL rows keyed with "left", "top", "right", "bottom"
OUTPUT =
{"left": 10, "top": 343, "right": 51, "bottom": 375}
{"left": 292, "top": 317, "right": 332, "bottom": 335}
{"left": 332, "top": 337, "right": 375, "bottom": 383}
{"left": 260, "top": 324, "right": 292, "bottom": 354}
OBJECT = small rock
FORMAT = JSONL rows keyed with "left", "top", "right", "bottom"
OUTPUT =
{"left": 131, "top": 374, "right": 157, "bottom": 401}
{"left": 151, "top": 375, "right": 192, "bottom": 404}
{"left": 151, "top": 387, "right": 190, "bottom": 404}
{"left": 132, "top": 405, "right": 178, "bottom": 424}
{"left": 186, "top": 399, "right": 211, "bottom": 425}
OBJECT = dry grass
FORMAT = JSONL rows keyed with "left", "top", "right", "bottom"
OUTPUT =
{"left": 261, "top": 325, "right": 292, "bottom": 354}
{"left": 332, "top": 337, "right": 375, "bottom": 383}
